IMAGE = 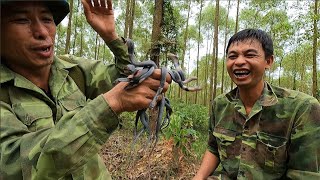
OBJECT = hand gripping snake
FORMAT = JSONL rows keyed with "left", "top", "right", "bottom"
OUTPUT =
{"left": 115, "top": 38, "right": 201, "bottom": 146}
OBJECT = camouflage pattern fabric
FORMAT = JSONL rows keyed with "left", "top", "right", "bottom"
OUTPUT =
{"left": 0, "top": 38, "right": 130, "bottom": 179}
{"left": 207, "top": 82, "right": 320, "bottom": 180}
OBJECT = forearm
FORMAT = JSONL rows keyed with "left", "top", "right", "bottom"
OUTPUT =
{"left": 194, "top": 150, "right": 220, "bottom": 180}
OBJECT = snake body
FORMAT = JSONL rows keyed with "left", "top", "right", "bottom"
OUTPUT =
{"left": 115, "top": 38, "right": 201, "bottom": 145}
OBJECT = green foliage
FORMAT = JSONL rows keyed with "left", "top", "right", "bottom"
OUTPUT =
{"left": 162, "top": 100, "right": 208, "bottom": 157}
{"left": 163, "top": 114, "right": 197, "bottom": 154}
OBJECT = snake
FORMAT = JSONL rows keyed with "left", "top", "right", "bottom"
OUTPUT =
{"left": 115, "top": 38, "right": 201, "bottom": 146}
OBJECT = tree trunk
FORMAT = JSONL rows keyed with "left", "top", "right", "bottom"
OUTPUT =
{"left": 209, "top": 0, "right": 220, "bottom": 112}
{"left": 150, "top": 0, "right": 164, "bottom": 66}
{"left": 212, "top": 0, "right": 220, "bottom": 100}
{"left": 80, "top": 22, "right": 83, "bottom": 56}
{"left": 180, "top": 0, "right": 191, "bottom": 100}
{"left": 312, "top": 0, "right": 318, "bottom": 98}
{"left": 72, "top": 0, "right": 80, "bottom": 55}
{"left": 124, "top": 0, "right": 131, "bottom": 38}
{"left": 128, "top": 0, "right": 135, "bottom": 39}
{"left": 195, "top": 0, "right": 203, "bottom": 104}
{"left": 94, "top": 32, "right": 99, "bottom": 59}
{"left": 221, "top": 0, "right": 231, "bottom": 94}
{"left": 231, "top": 0, "right": 240, "bottom": 90}
{"left": 65, "top": 0, "right": 73, "bottom": 54}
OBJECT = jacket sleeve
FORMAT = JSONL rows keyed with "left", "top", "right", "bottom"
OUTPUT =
{"left": 207, "top": 100, "right": 220, "bottom": 157}
{"left": 0, "top": 95, "right": 118, "bottom": 179}
{"left": 74, "top": 38, "right": 131, "bottom": 99}
{"left": 286, "top": 97, "right": 320, "bottom": 179}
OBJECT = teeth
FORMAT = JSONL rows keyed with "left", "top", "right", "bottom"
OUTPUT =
{"left": 234, "top": 70, "right": 250, "bottom": 77}
{"left": 234, "top": 70, "right": 249, "bottom": 73}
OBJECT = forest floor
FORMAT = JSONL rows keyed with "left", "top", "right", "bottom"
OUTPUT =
{"left": 100, "top": 126, "right": 202, "bottom": 179}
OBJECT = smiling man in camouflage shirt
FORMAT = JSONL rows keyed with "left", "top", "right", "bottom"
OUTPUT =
{"left": 194, "top": 29, "right": 320, "bottom": 179}
{"left": 0, "top": 0, "right": 171, "bottom": 179}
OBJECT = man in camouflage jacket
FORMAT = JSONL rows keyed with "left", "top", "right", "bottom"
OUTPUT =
{"left": 0, "top": 0, "right": 170, "bottom": 179}
{"left": 194, "top": 29, "right": 320, "bottom": 179}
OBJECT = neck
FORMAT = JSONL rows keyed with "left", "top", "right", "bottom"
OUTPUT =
{"left": 238, "top": 81, "right": 264, "bottom": 115}
{"left": 10, "top": 65, "right": 51, "bottom": 92}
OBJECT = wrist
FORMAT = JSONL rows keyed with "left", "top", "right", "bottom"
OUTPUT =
{"left": 102, "top": 32, "right": 119, "bottom": 43}
{"left": 103, "top": 92, "right": 122, "bottom": 114}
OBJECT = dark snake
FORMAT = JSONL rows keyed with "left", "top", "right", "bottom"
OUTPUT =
{"left": 115, "top": 38, "right": 201, "bottom": 146}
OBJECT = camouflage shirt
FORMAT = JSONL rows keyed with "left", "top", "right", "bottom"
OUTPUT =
{"left": 0, "top": 38, "right": 130, "bottom": 179}
{"left": 208, "top": 82, "right": 320, "bottom": 180}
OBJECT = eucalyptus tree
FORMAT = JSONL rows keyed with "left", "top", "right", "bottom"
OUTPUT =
{"left": 210, "top": 0, "right": 220, "bottom": 104}
{"left": 281, "top": 43, "right": 314, "bottom": 94}
{"left": 65, "top": 0, "right": 74, "bottom": 54}
{"left": 149, "top": 0, "right": 164, "bottom": 66}
{"left": 221, "top": 0, "right": 231, "bottom": 95}
{"left": 178, "top": 0, "right": 191, "bottom": 100}
{"left": 72, "top": 0, "right": 81, "bottom": 55}
{"left": 312, "top": 0, "right": 319, "bottom": 99}
{"left": 240, "top": 0, "right": 293, "bottom": 86}
{"left": 124, "top": 0, "right": 135, "bottom": 38}
{"left": 230, "top": 0, "right": 240, "bottom": 90}
{"left": 195, "top": 0, "right": 204, "bottom": 104}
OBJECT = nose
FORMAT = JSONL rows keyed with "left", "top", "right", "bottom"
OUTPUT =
{"left": 31, "top": 20, "right": 50, "bottom": 40}
{"left": 234, "top": 55, "right": 246, "bottom": 66}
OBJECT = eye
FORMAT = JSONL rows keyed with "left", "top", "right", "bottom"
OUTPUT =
{"left": 246, "top": 54, "right": 257, "bottom": 58}
{"left": 13, "top": 18, "right": 30, "bottom": 24}
{"left": 228, "top": 55, "right": 237, "bottom": 60}
{"left": 42, "top": 16, "right": 54, "bottom": 23}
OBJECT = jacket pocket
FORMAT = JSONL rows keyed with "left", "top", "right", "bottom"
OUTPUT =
{"left": 256, "top": 131, "right": 288, "bottom": 172}
{"left": 213, "top": 127, "right": 238, "bottom": 159}
{"left": 59, "top": 90, "right": 86, "bottom": 112}
{"left": 13, "top": 102, "right": 53, "bottom": 131}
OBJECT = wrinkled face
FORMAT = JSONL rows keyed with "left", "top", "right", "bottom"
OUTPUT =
{"left": 226, "top": 39, "right": 273, "bottom": 90}
{"left": 1, "top": 1, "right": 56, "bottom": 72}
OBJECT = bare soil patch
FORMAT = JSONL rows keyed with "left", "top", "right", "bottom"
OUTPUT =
{"left": 100, "top": 128, "right": 200, "bottom": 179}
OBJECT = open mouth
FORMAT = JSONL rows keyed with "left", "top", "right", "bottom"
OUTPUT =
{"left": 34, "top": 46, "right": 50, "bottom": 52}
{"left": 233, "top": 70, "right": 250, "bottom": 78}
{"left": 32, "top": 44, "right": 51, "bottom": 52}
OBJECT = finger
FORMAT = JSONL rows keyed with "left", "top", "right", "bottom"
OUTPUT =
{"left": 93, "top": 0, "right": 99, "bottom": 7}
{"left": 100, "top": 0, "right": 106, "bottom": 7}
{"left": 151, "top": 69, "right": 172, "bottom": 83}
{"left": 107, "top": 0, "right": 113, "bottom": 10}
{"left": 141, "top": 78, "right": 162, "bottom": 91}
{"left": 81, "top": 0, "right": 91, "bottom": 16}
{"left": 162, "top": 82, "right": 170, "bottom": 93}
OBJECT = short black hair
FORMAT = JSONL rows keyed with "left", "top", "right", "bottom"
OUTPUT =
{"left": 226, "top": 29, "right": 274, "bottom": 58}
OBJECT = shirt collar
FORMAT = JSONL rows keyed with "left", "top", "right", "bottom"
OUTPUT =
{"left": 0, "top": 55, "right": 77, "bottom": 84}
{"left": 226, "top": 82, "right": 278, "bottom": 107}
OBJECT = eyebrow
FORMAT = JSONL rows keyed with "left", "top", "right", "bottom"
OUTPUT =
{"left": 245, "top": 49, "right": 259, "bottom": 54}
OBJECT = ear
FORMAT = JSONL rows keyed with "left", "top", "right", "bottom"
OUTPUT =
{"left": 265, "top": 55, "right": 274, "bottom": 69}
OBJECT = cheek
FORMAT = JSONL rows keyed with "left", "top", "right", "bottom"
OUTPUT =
{"left": 50, "top": 27, "right": 56, "bottom": 43}
{"left": 226, "top": 61, "right": 233, "bottom": 74}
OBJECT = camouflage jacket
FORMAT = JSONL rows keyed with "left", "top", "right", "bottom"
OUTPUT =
{"left": 208, "top": 82, "right": 320, "bottom": 180}
{"left": 0, "top": 38, "right": 130, "bottom": 179}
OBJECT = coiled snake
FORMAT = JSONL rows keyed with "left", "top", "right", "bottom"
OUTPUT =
{"left": 115, "top": 39, "right": 201, "bottom": 146}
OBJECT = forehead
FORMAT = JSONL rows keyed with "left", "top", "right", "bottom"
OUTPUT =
{"left": 1, "top": 1, "right": 51, "bottom": 16}
{"left": 228, "top": 39, "right": 263, "bottom": 53}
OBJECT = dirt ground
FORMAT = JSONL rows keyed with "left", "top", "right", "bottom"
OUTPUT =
{"left": 100, "top": 127, "right": 201, "bottom": 179}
